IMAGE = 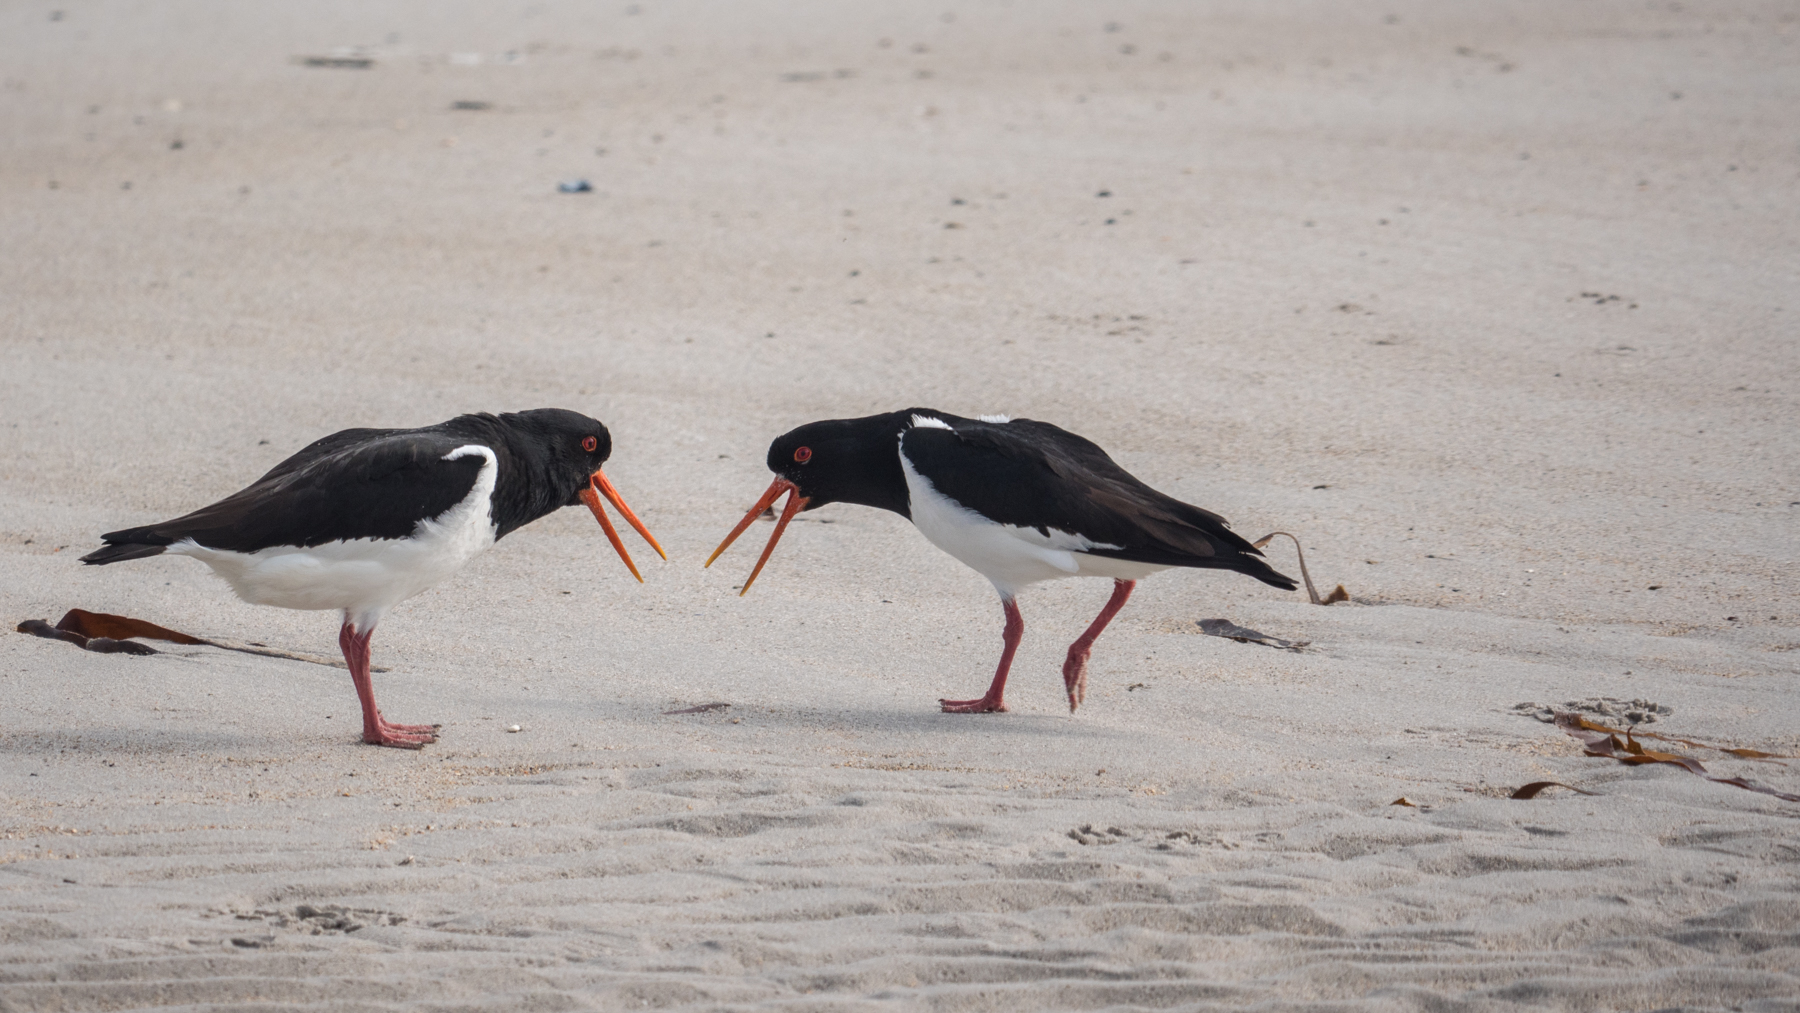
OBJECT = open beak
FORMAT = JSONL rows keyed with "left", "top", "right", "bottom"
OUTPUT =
{"left": 705, "top": 477, "right": 809, "bottom": 596}
{"left": 578, "top": 470, "right": 667, "bottom": 583}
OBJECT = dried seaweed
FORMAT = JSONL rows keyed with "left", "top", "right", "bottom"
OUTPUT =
{"left": 1553, "top": 713, "right": 1799, "bottom": 803}
{"left": 295, "top": 56, "right": 374, "bottom": 69}
{"left": 1557, "top": 712, "right": 1792, "bottom": 761}
{"left": 16, "top": 608, "right": 373, "bottom": 670}
{"left": 17, "top": 619, "right": 158, "bottom": 655}
{"left": 56, "top": 609, "right": 207, "bottom": 644}
{"left": 1196, "top": 619, "right": 1309, "bottom": 651}
{"left": 664, "top": 702, "right": 731, "bottom": 715}
{"left": 1509, "top": 781, "right": 1598, "bottom": 799}
{"left": 1252, "top": 531, "right": 1347, "bottom": 605}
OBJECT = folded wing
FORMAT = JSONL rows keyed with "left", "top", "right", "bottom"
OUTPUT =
{"left": 899, "top": 417, "right": 1297, "bottom": 590}
{"left": 84, "top": 430, "right": 489, "bottom": 562}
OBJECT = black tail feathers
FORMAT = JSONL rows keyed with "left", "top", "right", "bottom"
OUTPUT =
{"left": 1235, "top": 553, "right": 1299, "bottom": 592}
{"left": 80, "top": 542, "right": 168, "bottom": 565}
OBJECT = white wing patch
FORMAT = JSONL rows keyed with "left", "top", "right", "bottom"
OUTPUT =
{"left": 909, "top": 414, "right": 953, "bottom": 431}
{"left": 1005, "top": 524, "right": 1123, "bottom": 553}
{"left": 977, "top": 414, "right": 1012, "bottom": 424}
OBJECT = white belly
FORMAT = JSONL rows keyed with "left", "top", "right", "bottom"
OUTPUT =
{"left": 899, "top": 447, "right": 1167, "bottom": 597}
{"left": 170, "top": 445, "right": 499, "bottom": 630}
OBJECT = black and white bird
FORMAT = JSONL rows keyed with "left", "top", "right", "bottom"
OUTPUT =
{"left": 707, "top": 409, "right": 1296, "bottom": 713}
{"left": 81, "top": 409, "right": 664, "bottom": 748}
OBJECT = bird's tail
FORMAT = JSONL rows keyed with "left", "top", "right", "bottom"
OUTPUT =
{"left": 81, "top": 536, "right": 169, "bottom": 566}
{"left": 1227, "top": 551, "right": 1299, "bottom": 592}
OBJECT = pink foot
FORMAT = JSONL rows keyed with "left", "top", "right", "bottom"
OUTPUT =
{"left": 364, "top": 717, "right": 438, "bottom": 748}
{"left": 378, "top": 716, "right": 441, "bottom": 736}
{"left": 1062, "top": 650, "right": 1091, "bottom": 713}
{"left": 1061, "top": 579, "right": 1136, "bottom": 715}
{"left": 364, "top": 729, "right": 433, "bottom": 748}
{"left": 939, "top": 695, "right": 1008, "bottom": 714}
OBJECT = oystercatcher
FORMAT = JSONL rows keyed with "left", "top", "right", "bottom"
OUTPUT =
{"left": 80, "top": 409, "right": 664, "bottom": 747}
{"left": 707, "top": 409, "right": 1296, "bottom": 713}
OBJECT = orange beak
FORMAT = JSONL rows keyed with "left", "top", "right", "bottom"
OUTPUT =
{"left": 705, "top": 477, "right": 809, "bottom": 596}
{"left": 578, "top": 470, "right": 667, "bottom": 582}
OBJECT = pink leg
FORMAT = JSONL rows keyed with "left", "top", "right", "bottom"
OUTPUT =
{"left": 1062, "top": 579, "right": 1136, "bottom": 713}
{"left": 339, "top": 620, "right": 438, "bottom": 748}
{"left": 940, "top": 596, "right": 1024, "bottom": 714}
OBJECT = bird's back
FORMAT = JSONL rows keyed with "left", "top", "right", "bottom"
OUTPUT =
{"left": 899, "top": 414, "right": 1297, "bottom": 590}
{"left": 83, "top": 427, "right": 489, "bottom": 563}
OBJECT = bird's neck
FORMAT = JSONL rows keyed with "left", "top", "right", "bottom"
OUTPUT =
{"left": 484, "top": 431, "right": 571, "bottom": 539}
{"left": 835, "top": 450, "right": 912, "bottom": 519}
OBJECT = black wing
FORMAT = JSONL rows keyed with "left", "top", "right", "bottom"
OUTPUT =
{"left": 84, "top": 429, "right": 488, "bottom": 561}
{"left": 900, "top": 416, "right": 1297, "bottom": 590}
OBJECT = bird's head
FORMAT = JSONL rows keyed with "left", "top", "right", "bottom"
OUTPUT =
{"left": 763, "top": 416, "right": 891, "bottom": 509}
{"left": 706, "top": 411, "right": 919, "bottom": 594}
{"left": 504, "top": 408, "right": 664, "bottom": 581}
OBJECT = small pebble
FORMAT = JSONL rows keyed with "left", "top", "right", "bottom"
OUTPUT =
{"left": 506, "top": 724, "right": 522, "bottom": 733}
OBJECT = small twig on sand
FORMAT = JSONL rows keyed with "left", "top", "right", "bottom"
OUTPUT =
{"left": 664, "top": 702, "right": 731, "bottom": 715}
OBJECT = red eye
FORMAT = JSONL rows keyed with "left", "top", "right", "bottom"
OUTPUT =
{"left": 793, "top": 446, "right": 812, "bottom": 463}
{"left": 581, "top": 436, "right": 598, "bottom": 453}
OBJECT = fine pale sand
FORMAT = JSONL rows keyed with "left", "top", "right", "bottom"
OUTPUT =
{"left": 3, "top": 2, "right": 1797, "bottom": 1009}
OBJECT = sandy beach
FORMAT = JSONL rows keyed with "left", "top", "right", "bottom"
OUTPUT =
{"left": 3, "top": 1, "right": 1797, "bottom": 1009}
